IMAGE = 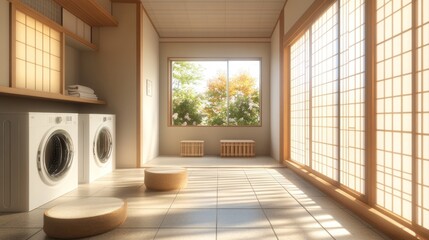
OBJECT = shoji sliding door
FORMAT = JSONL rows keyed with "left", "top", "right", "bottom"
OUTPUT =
{"left": 290, "top": 31, "right": 310, "bottom": 167}
{"left": 375, "top": 0, "right": 413, "bottom": 221}
{"left": 339, "top": 0, "right": 366, "bottom": 193}
{"left": 311, "top": 3, "right": 339, "bottom": 181}
{"left": 289, "top": 0, "right": 366, "bottom": 194}
{"left": 416, "top": 0, "right": 429, "bottom": 230}
{"left": 375, "top": 0, "right": 429, "bottom": 228}
{"left": 288, "top": 0, "right": 429, "bottom": 235}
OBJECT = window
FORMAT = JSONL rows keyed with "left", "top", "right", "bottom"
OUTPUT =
{"left": 290, "top": 0, "right": 365, "bottom": 190}
{"left": 339, "top": 0, "right": 366, "bottom": 194}
{"left": 170, "top": 59, "right": 261, "bottom": 126}
{"left": 290, "top": 31, "right": 310, "bottom": 166}
{"left": 287, "top": 0, "right": 429, "bottom": 236}
{"left": 416, "top": 0, "right": 429, "bottom": 230}
{"left": 376, "top": 0, "right": 429, "bottom": 228}
{"left": 375, "top": 0, "right": 413, "bottom": 222}
{"left": 14, "top": 9, "right": 62, "bottom": 93}
{"left": 311, "top": 2, "right": 340, "bottom": 181}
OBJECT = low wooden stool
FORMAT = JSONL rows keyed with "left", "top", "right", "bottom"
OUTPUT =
{"left": 144, "top": 167, "right": 188, "bottom": 191}
{"left": 43, "top": 197, "right": 127, "bottom": 239}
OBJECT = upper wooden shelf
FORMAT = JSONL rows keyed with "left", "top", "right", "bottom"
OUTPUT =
{"left": 54, "top": 0, "right": 118, "bottom": 27}
{"left": 0, "top": 86, "right": 106, "bottom": 104}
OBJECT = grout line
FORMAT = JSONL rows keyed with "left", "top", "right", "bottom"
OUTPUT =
{"left": 267, "top": 169, "right": 336, "bottom": 240}
{"left": 152, "top": 181, "right": 180, "bottom": 239}
{"left": 26, "top": 228, "right": 43, "bottom": 240}
{"left": 243, "top": 168, "right": 280, "bottom": 240}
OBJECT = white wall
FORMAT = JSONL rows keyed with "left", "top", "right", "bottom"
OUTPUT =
{"left": 270, "top": 22, "right": 281, "bottom": 161}
{"left": 141, "top": 10, "right": 159, "bottom": 164}
{"left": 80, "top": 3, "right": 138, "bottom": 168}
{"left": 159, "top": 42, "right": 271, "bottom": 156}
{"left": 0, "top": 0, "right": 9, "bottom": 86}
{"left": 65, "top": 46, "right": 80, "bottom": 86}
{"left": 284, "top": 0, "right": 315, "bottom": 34}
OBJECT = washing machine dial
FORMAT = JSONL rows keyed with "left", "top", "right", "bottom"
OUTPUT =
{"left": 55, "top": 116, "right": 63, "bottom": 124}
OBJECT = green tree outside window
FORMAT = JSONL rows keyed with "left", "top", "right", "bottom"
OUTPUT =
{"left": 171, "top": 60, "right": 261, "bottom": 126}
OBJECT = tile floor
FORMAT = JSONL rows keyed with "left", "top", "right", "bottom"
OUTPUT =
{"left": 0, "top": 167, "right": 390, "bottom": 240}
{"left": 145, "top": 156, "right": 284, "bottom": 168}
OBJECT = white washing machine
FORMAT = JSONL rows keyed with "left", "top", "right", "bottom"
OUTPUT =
{"left": 78, "top": 114, "right": 115, "bottom": 184}
{"left": 0, "top": 112, "right": 78, "bottom": 212}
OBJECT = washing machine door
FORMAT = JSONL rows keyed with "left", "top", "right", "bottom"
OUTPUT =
{"left": 38, "top": 129, "right": 74, "bottom": 185}
{"left": 93, "top": 126, "right": 113, "bottom": 166}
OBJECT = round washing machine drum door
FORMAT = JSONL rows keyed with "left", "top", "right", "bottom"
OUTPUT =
{"left": 38, "top": 130, "right": 74, "bottom": 185}
{"left": 94, "top": 127, "right": 113, "bottom": 166}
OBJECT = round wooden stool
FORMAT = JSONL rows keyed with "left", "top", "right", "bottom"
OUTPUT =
{"left": 43, "top": 197, "right": 127, "bottom": 239}
{"left": 144, "top": 167, "right": 188, "bottom": 191}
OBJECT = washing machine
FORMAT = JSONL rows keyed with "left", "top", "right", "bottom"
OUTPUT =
{"left": 0, "top": 112, "right": 78, "bottom": 212}
{"left": 78, "top": 114, "right": 115, "bottom": 184}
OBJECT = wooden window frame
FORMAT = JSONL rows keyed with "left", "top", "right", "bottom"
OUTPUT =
{"left": 167, "top": 57, "right": 263, "bottom": 127}
{"left": 10, "top": 2, "right": 65, "bottom": 94}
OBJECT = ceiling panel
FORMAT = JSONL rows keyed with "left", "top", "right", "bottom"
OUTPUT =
{"left": 140, "top": 0, "right": 286, "bottom": 38}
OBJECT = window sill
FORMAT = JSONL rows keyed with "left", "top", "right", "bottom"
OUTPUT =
{"left": 0, "top": 86, "right": 105, "bottom": 104}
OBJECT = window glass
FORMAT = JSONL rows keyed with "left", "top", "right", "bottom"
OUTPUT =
{"left": 171, "top": 60, "right": 261, "bottom": 126}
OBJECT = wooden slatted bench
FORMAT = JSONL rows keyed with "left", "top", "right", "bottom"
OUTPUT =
{"left": 180, "top": 140, "right": 204, "bottom": 157}
{"left": 220, "top": 140, "right": 255, "bottom": 157}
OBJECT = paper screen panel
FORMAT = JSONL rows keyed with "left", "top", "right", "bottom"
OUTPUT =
{"left": 290, "top": 30, "right": 311, "bottom": 166}
{"left": 375, "top": 0, "right": 413, "bottom": 221}
{"left": 311, "top": 2, "right": 340, "bottom": 181}
{"left": 339, "top": 0, "right": 366, "bottom": 194}
{"left": 15, "top": 10, "right": 62, "bottom": 93}
{"left": 416, "top": 0, "right": 429, "bottom": 229}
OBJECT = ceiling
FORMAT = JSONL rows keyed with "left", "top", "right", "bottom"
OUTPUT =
{"left": 140, "top": 0, "right": 287, "bottom": 38}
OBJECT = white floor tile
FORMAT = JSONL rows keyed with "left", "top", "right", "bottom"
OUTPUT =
{"left": 217, "top": 228, "right": 277, "bottom": 240}
{"left": 161, "top": 209, "right": 217, "bottom": 228}
{"left": 171, "top": 195, "right": 217, "bottom": 208}
{"left": 264, "top": 208, "right": 322, "bottom": 229}
{"left": 1, "top": 209, "right": 45, "bottom": 228}
{"left": 0, "top": 162, "right": 392, "bottom": 240}
{"left": 126, "top": 195, "right": 176, "bottom": 209}
{"left": 274, "top": 227, "right": 334, "bottom": 240}
{"left": 155, "top": 228, "right": 216, "bottom": 240}
{"left": 217, "top": 209, "right": 271, "bottom": 228}
{"left": 0, "top": 228, "right": 40, "bottom": 240}
{"left": 121, "top": 208, "right": 168, "bottom": 228}
{"left": 298, "top": 196, "right": 343, "bottom": 210}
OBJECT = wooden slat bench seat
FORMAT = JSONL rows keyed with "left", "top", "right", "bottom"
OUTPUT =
{"left": 180, "top": 140, "right": 204, "bottom": 157}
{"left": 220, "top": 140, "right": 255, "bottom": 157}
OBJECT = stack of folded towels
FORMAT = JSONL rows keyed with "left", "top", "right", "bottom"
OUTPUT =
{"left": 67, "top": 85, "right": 98, "bottom": 100}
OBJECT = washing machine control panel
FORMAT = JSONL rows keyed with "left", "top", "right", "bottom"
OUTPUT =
{"left": 52, "top": 116, "right": 75, "bottom": 124}
{"left": 55, "top": 117, "right": 63, "bottom": 124}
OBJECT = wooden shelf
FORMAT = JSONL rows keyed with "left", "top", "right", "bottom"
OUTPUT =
{"left": 65, "top": 31, "right": 98, "bottom": 51}
{"left": 0, "top": 86, "right": 106, "bottom": 104}
{"left": 54, "top": 0, "right": 118, "bottom": 27}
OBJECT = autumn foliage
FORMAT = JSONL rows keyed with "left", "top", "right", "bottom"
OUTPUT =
{"left": 172, "top": 61, "right": 260, "bottom": 126}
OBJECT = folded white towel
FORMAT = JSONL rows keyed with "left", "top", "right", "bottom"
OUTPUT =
{"left": 68, "top": 91, "right": 98, "bottom": 100}
{"left": 67, "top": 85, "right": 95, "bottom": 94}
